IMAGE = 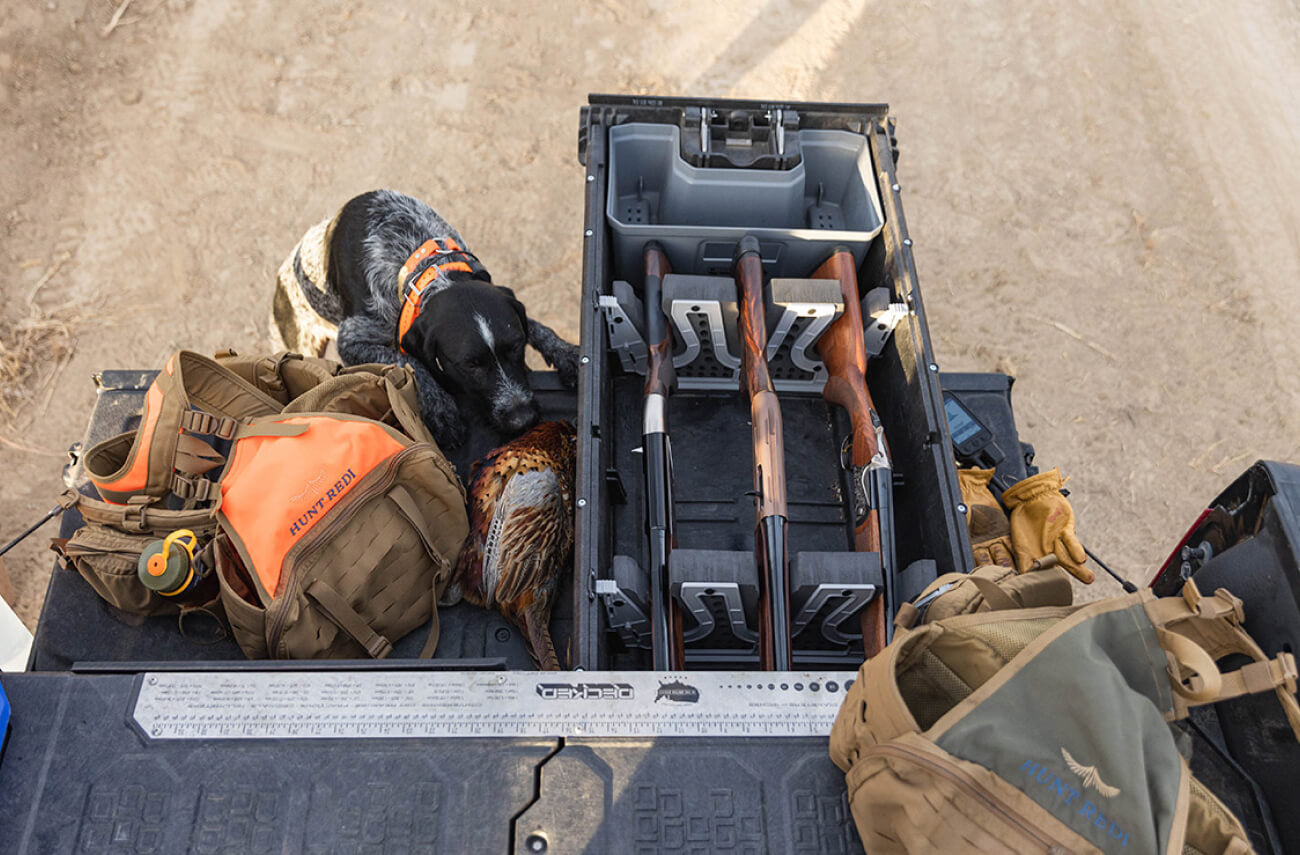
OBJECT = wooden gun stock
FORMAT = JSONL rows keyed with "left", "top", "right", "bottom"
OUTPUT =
{"left": 812, "top": 249, "right": 892, "bottom": 658}
{"left": 733, "top": 236, "right": 793, "bottom": 671}
{"left": 642, "top": 242, "right": 684, "bottom": 670}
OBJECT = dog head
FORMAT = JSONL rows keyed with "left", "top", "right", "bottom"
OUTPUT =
{"left": 401, "top": 281, "right": 539, "bottom": 436}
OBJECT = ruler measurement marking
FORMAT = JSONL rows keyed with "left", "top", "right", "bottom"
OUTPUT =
{"left": 134, "top": 671, "right": 855, "bottom": 740}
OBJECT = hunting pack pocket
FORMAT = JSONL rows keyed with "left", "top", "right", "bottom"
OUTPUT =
{"left": 216, "top": 424, "right": 462, "bottom": 660}
{"left": 58, "top": 524, "right": 178, "bottom": 617}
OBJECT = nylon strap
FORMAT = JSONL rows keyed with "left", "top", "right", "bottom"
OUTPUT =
{"left": 384, "top": 370, "right": 434, "bottom": 444}
{"left": 232, "top": 422, "right": 312, "bottom": 440}
{"left": 174, "top": 434, "right": 225, "bottom": 475}
{"left": 59, "top": 489, "right": 215, "bottom": 532}
{"left": 171, "top": 473, "right": 219, "bottom": 502}
{"left": 1225, "top": 838, "right": 1252, "bottom": 855}
{"left": 894, "top": 602, "right": 920, "bottom": 630}
{"left": 304, "top": 579, "right": 394, "bottom": 659}
{"left": 388, "top": 484, "right": 447, "bottom": 659}
{"left": 1212, "top": 655, "right": 1298, "bottom": 699}
{"left": 1149, "top": 580, "right": 1300, "bottom": 742}
{"left": 1147, "top": 584, "right": 1244, "bottom": 626}
{"left": 179, "top": 409, "right": 238, "bottom": 440}
{"left": 1157, "top": 628, "right": 1223, "bottom": 703}
{"left": 967, "top": 575, "right": 1020, "bottom": 612}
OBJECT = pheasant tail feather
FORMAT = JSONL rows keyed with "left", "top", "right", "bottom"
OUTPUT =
{"left": 524, "top": 607, "right": 562, "bottom": 671}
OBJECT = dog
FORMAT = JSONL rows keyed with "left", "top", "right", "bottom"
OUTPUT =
{"left": 271, "top": 190, "right": 579, "bottom": 448}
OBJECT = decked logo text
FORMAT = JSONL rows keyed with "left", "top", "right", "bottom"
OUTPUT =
{"left": 536, "top": 683, "right": 635, "bottom": 701}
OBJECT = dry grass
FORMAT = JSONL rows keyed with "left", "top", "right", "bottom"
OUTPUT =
{"left": 0, "top": 302, "right": 83, "bottom": 432}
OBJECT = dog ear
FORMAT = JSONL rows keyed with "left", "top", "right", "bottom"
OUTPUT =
{"left": 496, "top": 286, "right": 529, "bottom": 333}
{"left": 512, "top": 297, "right": 528, "bottom": 333}
{"left": 400, "top": 316, "right": 444, "bottom": 378}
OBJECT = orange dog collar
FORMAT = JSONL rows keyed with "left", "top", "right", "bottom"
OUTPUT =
{"left": 396, "top": 238, "right": 477, "bottom": 349}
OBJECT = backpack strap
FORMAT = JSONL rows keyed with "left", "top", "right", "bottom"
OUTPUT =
{"left": 60, "top": 488, "right": 216, "bottom": 534}
{"left": 389, "top": 485, "right": 449, "bottom": 658}
{"left": 383, "top": 366, "right": 437, "bottom": 445}
{"left": 1146, "top": 579, "right": 1300, "bottom": 741}
{"left": 304, "top": 579, "right": 394, "bottom": 658}
{"left": 86, "top": 350, "right": 285, "bottom": 504}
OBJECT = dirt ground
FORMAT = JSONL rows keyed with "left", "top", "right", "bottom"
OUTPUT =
{"left": 2, "top": 0, "right": 1299, "bottom": 630}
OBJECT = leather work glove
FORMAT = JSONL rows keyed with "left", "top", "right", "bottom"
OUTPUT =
{"left": 1001, "top": 469, "right": 1095, "bottom": 584}
{"left": 957, "top": 467, "right": 1014, "bottom": 569}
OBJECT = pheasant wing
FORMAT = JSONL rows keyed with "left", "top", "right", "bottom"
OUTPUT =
{"left": 481, "top": 464, "right": 569, "bottom": 607}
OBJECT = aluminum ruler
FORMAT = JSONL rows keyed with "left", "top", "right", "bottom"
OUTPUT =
{"left": 133, "top": 670, "right": 857, "bottom": 740}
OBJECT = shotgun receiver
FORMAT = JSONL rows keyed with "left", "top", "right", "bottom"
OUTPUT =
{"left": 812, "top": 249, "right": 895, "bottom": 657}
{"left": 732, "top": 236, "right": 793, "bottom": 670}
{"left": 641, "top": 242, "right": 684, "bottom": 669}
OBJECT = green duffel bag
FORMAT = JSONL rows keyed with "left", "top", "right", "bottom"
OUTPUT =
{"left": 830, "top": 579, "right": 1300, "bottom": 854}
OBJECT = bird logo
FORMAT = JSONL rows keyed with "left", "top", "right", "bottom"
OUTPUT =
{"left": 1061, "top": 747, "right": 1120, "bottom": 798}
{"left": 289, "top": 469, "right": 327, "bottom": 503}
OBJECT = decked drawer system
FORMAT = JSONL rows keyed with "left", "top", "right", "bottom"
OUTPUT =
{"left": 0, "top": 96, "right": 1001, "bottom": 854}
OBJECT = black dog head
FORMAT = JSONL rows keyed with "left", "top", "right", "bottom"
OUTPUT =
{"left": 401, "top": 281, "right": 539, "bottom": 437}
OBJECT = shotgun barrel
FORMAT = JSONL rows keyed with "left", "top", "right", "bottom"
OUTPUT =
{"left": 811, "top": 249, "right": 895, "bottom": 657}
{"left": 641, "top": 242, "right": 684, "bottom": 670}
{"left": 732, "top": 236, "right": 793, "bottom": 670}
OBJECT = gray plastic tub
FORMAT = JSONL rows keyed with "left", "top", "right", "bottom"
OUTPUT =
{"left": 606, "top": 123, "right": 884, "bottom": 279}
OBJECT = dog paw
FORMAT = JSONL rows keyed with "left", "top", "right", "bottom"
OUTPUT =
{"left": 552, "top": 343, "right": 581, "bottom": 388}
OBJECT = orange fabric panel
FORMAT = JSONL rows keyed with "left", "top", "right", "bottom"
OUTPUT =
{"left": 220, "top": 417, "right": 404, "bottom": 598}
{"left": 91, "top": 382, "right": 164, "bottom": 499}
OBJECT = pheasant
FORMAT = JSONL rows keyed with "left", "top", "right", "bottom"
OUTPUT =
{"left": 451, "top": 420, "right": 576, "bottom": 670}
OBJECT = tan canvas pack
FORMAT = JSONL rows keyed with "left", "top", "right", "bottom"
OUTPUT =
{"left": 893, "top": 562, "right": 1075, "bottom": 629}
{"left": 64, "top": 350, "right": 468, "bottom": 659}
{"left": 829, "top": 579, "right": 1300, "bottom": 854}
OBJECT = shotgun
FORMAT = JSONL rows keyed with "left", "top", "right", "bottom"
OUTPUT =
{"left": 641, "top": 242, "right": 684, "bottom": 669}
{"left": 811, "top": 248, "right": 895, "bottom": 657}
{"left": 732, "top": 236, "right": 792, "bottom": 670}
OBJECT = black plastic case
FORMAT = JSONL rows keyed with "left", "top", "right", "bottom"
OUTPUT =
{"left": 571, "top": 95, "right": 970, "bottom": 669}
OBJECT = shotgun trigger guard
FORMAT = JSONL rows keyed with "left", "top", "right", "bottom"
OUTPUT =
{"left": 841, "top": 433, "right": 892, "bottom": 529}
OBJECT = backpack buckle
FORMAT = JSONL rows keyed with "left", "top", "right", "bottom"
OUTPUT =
{"left": 182, "top": 409, "right": 237, "bottom": 440}
{"left": 1279, "top": 652, "right": 1298, "bottom": 694}
{"left": 172, "top": 474, "right": 218, "bottom": 502}
{"left": 121, "top": 495, "right": 154, "bottom": 531}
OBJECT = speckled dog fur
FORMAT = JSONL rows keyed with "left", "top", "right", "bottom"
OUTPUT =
{"left": 271, "top": 190, "right": 579, "bottom": 448}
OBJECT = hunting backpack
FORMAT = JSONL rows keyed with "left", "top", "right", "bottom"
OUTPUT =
{"left": 60, "top": 350, "right": 468, "bottom": 659}
{"left": 830, "top": 576, "right": 1300, "bottom": 854}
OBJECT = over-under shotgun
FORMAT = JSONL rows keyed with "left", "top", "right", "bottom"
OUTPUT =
{"left": 641, "top": 242, "right": 683, "bottom": 669}
{"left": 812, "top": 248, "right": 895, "bottom": 657}
{"left": 732, "top": 236, "right": 792, "bottom": 670}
